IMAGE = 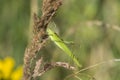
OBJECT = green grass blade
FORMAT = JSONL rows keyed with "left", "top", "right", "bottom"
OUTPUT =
{"left": 47, "top": 28, "right": 82, "bottom": 67}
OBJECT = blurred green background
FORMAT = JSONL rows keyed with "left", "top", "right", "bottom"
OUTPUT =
{"left": 0, "top": 0, "right": 120, "bottom": 80}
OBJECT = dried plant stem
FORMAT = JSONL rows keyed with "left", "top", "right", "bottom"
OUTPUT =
{"left": 33, "top": 61, "right": 76, "bottom": 79}
{"left": 23, "top": 0, "right": 62, "bottom": 80}
{"left": 23, "top": 31, "right": 48, "bottom": 80}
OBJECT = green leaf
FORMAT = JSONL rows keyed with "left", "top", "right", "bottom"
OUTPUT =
{"left": 47, "top": 28, "right": 82, "bottom": 67}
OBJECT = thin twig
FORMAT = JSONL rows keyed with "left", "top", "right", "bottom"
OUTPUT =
{"left": 64, "top": 59, "right": 120, "bottom": 80}
{"left": 33, "top": 61, "right": 76, "bottom": 77}
{"left": 85, "top": 20, "right": 120, "bottom": 32}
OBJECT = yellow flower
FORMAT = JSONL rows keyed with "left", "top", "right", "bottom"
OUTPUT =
{"left": 11, "top": 66, "right": 23, "bottom": 80}
{"left": 0, "top": 57, "right": 23, "bottom": 80}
